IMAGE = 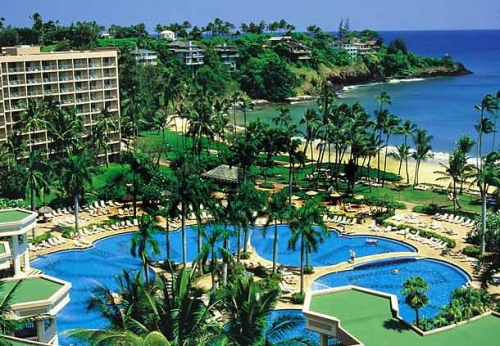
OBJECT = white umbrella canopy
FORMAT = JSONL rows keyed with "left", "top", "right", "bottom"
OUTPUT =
{"left": 305, "top": 190, "right": 318, "bottom": 196}
{"left": 354, "top": 195, "right": 365, "bottom": 200}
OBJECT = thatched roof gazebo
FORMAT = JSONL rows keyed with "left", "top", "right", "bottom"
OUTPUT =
{"left": 201, "top": 165, "right": 247, "bottom": 185}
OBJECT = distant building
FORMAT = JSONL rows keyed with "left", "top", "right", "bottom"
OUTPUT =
{"left": 0, "top": 208, "right": 71, "bottom": 345}
{"left": 268, "top": 36, "right": 312, "bottom": 61}
{"left": 332, "top": 37, "right": 379, "bottom": 59}
{"left": 167, "top": 41, "right": 204, "bottom": 66}
{"left": 0, "top": 45, "right": 121, "bottom": 161}
{"left": 131, "top": 47, "right": 158, "bottom": 65}
{"left": 214, "top": 43, "right": 239, "bottom": 70}
{"left": 159, "top": 30, "right": 176, "bottom": 41}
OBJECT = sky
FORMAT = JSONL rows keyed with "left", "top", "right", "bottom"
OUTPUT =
{"left": 2, "top": 0, "right": 500, "bottom": 32}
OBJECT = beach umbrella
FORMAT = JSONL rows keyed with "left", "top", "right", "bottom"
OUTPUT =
{"left": 354, "top": 195, "right": 365, "bottom": 200}
{"left": 305, "top": 190, "right": 318, "bottom": 196}
{"left": 38, "top": 206, "right": 54, "bottom": 215}
{"left": 329, "top": 192, "right": 341, "bottom": 198}
{"left": 291, "top": 195, "right": 301, "bottom": 200}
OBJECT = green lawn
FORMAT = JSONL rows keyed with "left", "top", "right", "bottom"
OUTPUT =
{"left": 309, "top": 289, "right": 499, "bottom": 346}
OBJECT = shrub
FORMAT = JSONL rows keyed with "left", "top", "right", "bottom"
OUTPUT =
{"left": 240, "top": 252, "right": 251, "bottom": 260}
{"left": 30, "top": 232, "right": 51, "bottom": 244}
{"left": 462, "top": 246, "right": 480, "bottom": 258}
{"left": 291, "top": 292, "right": 305, "bottom": 304}
{"left": 259, "top": 182, "right": 275, "bottom": 189}
{"left": 61, "top": 227, "right": 77, "bottom": 239}
{"left": 253, "top": 265, "right": 270, "bottom": 278}
{"left": 303, "top": 266, "right": 314, "bottom": 274}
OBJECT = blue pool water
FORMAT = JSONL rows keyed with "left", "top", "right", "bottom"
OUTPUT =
{"left": 312, "top": 257, "right": 470, "bottom": 322}
{"left": 251, "top": 225, "right": 416, "bottom": 267}
{"left": 32, "top": 227, "right": 241, "bottom": 346}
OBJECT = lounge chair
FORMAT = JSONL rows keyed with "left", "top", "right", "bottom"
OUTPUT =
{"left": 126, "top": 220, "right": 134, "bottom": 227}
{"left": 118, "top": 208, "right": 124, "bottom": 216}
{"left": 279, "top": 282, "right": 293, "bottom": 294}
{"left": 407, "top": 231, "right": 420, "bottom": 240}
{"left": 73, "top": 239, "right": 84, "bottom": 247}
{"left": 28, "top": 243, "right": 39, "bottom": 251}
{"left": 80, "top": 237, "right": 91, "bottom": 245}
{"left": 47, "top": 238, "right": 59, "bottom": 246}
{"left": 111, "top": 224, "right": 119, "bottom": 230}
{"left": 438, "top": 213, "right": 449, "bottom": 221}
{"left": 453, "top": 216, "right": 465, "bottom": 224}
{"left": 133, "top": 218, "right": 139, "bottom": 226}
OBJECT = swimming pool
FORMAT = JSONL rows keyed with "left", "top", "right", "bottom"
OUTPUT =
{"left": 311, "top": 257, "right": 470, "bottom": 322}
{"left": 251, "top": 225, "right": 416, "bottom": 267}
{"left": 32, "top": 227, "right": 241, "bottom": 346}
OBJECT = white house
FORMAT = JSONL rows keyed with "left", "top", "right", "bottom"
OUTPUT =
{"left": 131, "top": 47, "right": 158, "bottom": 65}
{"left": 159, "top": 30, "right": 176, "bottom": 41}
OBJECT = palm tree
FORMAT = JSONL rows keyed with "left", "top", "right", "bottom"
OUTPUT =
{"left": 45, "top": 104, "right": 84, "bottom": 157}
{"left": 402, "top": 276, "right": 430, "bottom": 328}
{"left": 198, "top": 226, "right": 232, "bottom": 293}
{"left": 224, "top": 275, "right": 280, "bottom": 346}
{"left": 230, "top": 91, "right": 242, "bottom": 136}
{"left": 130, "top": 215, "right": 161, "bottom": 284}
{"left": 474, "top": 94, "right": 498, "bottom": 255}
{"left": 0, "top": 280, "right": 22, "bottom": 337}
{"left": 412, "top": 128, "right": 433, "bottom": 186}
{"left": 380, "top": 114, "right": 401, "bottom": 186}
{"left": 58, "top": 152, "right": 95, "bottom": 230}
{"left": 92, "top": 107, "right": 117, "bottom": 166}
{"left": 468, "top": 151, "right": 500, "bottom": 255}
{"left": 66, "top": 330, "right": 172, "bottom": 346}
{"left": 374, "top": 91, "right": 392, "bottom": 183}
{"left": 20, "top": 98, "right": 47, "bottom": 152}
{"left": 396, "top": 119, "right": 417, "bottom": 183}
{"left": 300, "top": 108, "right": 321, "bottom": 172}
{"left": 25, "top": 149, "right": 50, "bottom": 211}
{"left": 434, "top": 149, "right": 473, "bottom": 212}
{"left": 239, "top": 96, "right": 254, "bottom": 129}
{"left": 287, "top": 200, "right": 328, "bottom": 294}
{"left": 227, "top": 182, "right": 266, "bottom": 261}
{"left": 264, "top": 190, "right": 291, "bottom": 274}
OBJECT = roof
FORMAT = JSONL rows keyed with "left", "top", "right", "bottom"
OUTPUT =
{"left": 160, "top": 30, "right": 175, "bottom": 34}
{"left": 0, "top": 336, "right": 49, "bottom": 345}
{"left": 202, "top": 164, "right": 246, "bottom": 184}
{"left": 0, "top": 277, "right": 65, "bottom": 304}
{"left": 305, "top": 287, "right": 500, "bottom": 346}
{"left": 0, "top": 210, "right": 34, "bottom": 223}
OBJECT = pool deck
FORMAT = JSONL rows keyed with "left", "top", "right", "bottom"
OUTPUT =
{"left": 28, "top": 203, "right": 500, "bottom": 307}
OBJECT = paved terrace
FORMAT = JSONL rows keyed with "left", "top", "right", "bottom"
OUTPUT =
{"left": 306, "top": 288, "right": 500, "bottom": 346}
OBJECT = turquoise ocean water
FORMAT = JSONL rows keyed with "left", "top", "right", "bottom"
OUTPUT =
{"left": 237, "top": 30, "right": 500, "bottom": 155}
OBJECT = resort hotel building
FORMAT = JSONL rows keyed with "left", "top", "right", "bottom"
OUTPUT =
{"left": 0, "top": 209, "right": 71, "bottom": 345}
{"left": 0, "top": 45, "right": 121, "bottom": 160}
{"left": 332, "top": 38, "right": 379, "bottom": 59}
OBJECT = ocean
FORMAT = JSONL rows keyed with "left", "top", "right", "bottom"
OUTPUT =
{"left": 238, "top": 30, "right": 500, "bottom": 157}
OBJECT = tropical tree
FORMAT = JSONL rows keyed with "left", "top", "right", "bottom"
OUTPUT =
{"left": 239, "top": 96, "right": 254, "bottom": 129}
{"left": 25, "top": 149, "right": 50, "bottom": 211}
{"left": 198, "top": 226, "right": 232, "bottom": 293}
{"left": 58, "top": 152, "right": 95, "bottom": 230}
{"left": 473, "top": 94, "right": 498, "bottom": 255}
{"left": 264, "top": 190, "right": 291, "bottom": 274}
{"left": 20, "top": 98, "right": 47, "bottom": 152}
{"left": 374, "top": 91, "right": 392, "bottom": 183}
{"left": 397, "top": 119, "right": 417, "bottom": 184}
{"left": 0, "top": 280, "right": 22, "bottom": 338}
{"left": 380, "top": 114, "right": 401, "bottom": 186}
{"left": 412, "top": 128, "right": 433, "bottom": 186}
{"left": 434, "top": 149, "right": 473, "bottom": 212}
{"left": 402, "top": 276, "right": 430, "bottom": 328}
{"left": 92, "top": 107, "right": 117, "bottom": 166}
{"left": 130, "top": 215, "right": 161, "bottom": 284}
{"left": 287, "top": 200, "right": 328, "bottom": 294}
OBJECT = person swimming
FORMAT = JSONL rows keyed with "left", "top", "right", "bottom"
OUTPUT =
{"left": 393, "top": 268, "right": 399, "bottom": 274}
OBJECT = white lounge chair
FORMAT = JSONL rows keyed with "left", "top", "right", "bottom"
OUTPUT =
{"left": 133, "top": 218, "right": 139, "bottom": 226}
{"left": 126, "top": 220, "right": 134, "bottom": 227}
{"left": 73, "top": 239, "right": 84, "bottom": 247}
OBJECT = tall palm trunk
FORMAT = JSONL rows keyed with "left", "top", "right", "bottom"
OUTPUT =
{"left": 181, "top": 207, "right": 187, "bottom": 267}
{"left": 243, "top": 227, "right": 249, "bottom": 255}
{"left": 222, "top": 236, "right": 229, "bottom": 286}
{"left": 30, "top": 185, "right": 35, "bottom": 211}
{"left": 272, "top": 220, "right": 278, "bottom": 274}
{"left": 165, "top": 219, "right": 171, "bottom": 262}
{"left": 382, "top": 134, "right": 391, "bottom": 186}
{"left": 236, "top": 227, "right": 241, "bottom": 263}
{"left": 211, "top": 246, "right": 217, "bottom": 292}
{"left": 300, "top": 234, "right": 305, "bottom": 294}
{"left": 73, "top": 194, "right": 79, "bottom": 231}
